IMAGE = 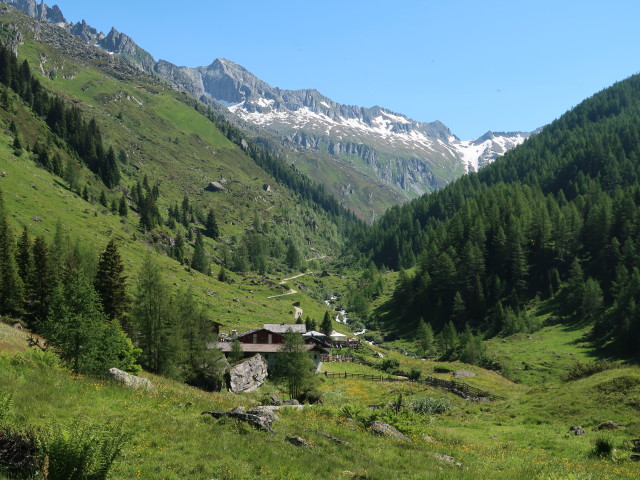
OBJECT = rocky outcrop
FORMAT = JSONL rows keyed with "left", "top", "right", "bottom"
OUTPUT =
{"left": 569, "top": 425, "right": 585, "bottom": 435}
{"left": 107, "top": 368, "right": 154, "bottom": 392}
{"left": 369, "top": 421, "right": 411, "bottom": 442}
{"left": 99, "top": 27, "right": 155, "bottom": 72}
{"left": 201, "top": 407, "right": 275, "bottom": 433}
{"left": 433, "top": 453, "right": 462, "bottom": 467}
{"left": 287, "top": 436, "right": 312, "bottom": 447}
{"left": 228, "top": 354, "right": 268, "bottom": 393}
{"left": 598, "top": 421, "right": 623, "bottom": 430}
{"left": 14, "top": 0, "right": 37, "bottom": 17}
{"left": 46, "top": 4, "right": 65, "bottom": 23}
{"left": 68, "top": 20, "right": 102, "bottom": 43}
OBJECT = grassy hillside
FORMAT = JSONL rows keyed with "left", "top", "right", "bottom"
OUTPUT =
{"left": 0, "top": 8, "right": 357, "bottom": 334}
{"left": 2, "top": 323, "right": 640, "bottom": 480}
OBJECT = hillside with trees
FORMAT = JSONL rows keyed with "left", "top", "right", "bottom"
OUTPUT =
{"left": 350, "top": 73, "right": 640, "bottom": 358}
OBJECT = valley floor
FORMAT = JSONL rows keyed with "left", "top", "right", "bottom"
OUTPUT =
{"left": 1, "top": 323, "right": 639, "bottom": 480}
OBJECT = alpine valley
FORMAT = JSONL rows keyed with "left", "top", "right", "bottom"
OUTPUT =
{"left": 4, "top": 0, "right": 531, "bottom": 220}
{"left": 1, "top": 2, "right": 640, "bottom": 480}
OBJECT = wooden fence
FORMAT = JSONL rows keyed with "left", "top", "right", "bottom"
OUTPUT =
{"left": 323, "top": 371, "right": 500, "bottom": 400}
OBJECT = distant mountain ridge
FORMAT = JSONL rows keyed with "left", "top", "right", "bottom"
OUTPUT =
{"left": 3, "top": 0, "right": 533, "bottom": 219}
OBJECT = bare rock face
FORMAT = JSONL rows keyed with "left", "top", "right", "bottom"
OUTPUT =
{"left": 369, "top": 421, "right": 410, "bottom": 442}
{"left": 108, "top": 368, "right": 154, "bottom": 392}
{"left": 228, "top": 354, "right": 268, "bottom": 393}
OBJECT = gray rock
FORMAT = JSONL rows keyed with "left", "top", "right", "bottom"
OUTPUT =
{"left": 287, "top": 435, "right": 311, "bottom": 447}
{"left": 597, "top": 421, "right": 622, "bottom": 430}
{"left": 230, "top": 406, "right": 246, "bottom": 415}
{"left": 14, "top": 0, "right": 37, "bottom": 18}
{"left": 201, "top": 409, "right": 274, "bottom": 433}
{"left": 569, "top": 426, "right": 585, "bottom": 435}
{"left": 453, "top": 370, "right": 476, "bottom": 379}
{"left": 318, "top": 431, "right": 348, "bottom": 444}
{"left": 283, "top": 399, "right": 300, "bottom": 406}
{"left": 107, "top": 368, "right": 154, "bottom": 392}
{"left": 265, "top": 392, "right": 282, "bottom": 406}
{"left": 369, "top": 421, "right": 410, "bottom": 442}
{"left": 247, "top": 407, "right": 278, "bottom": 424}
{"left": 228, "top": 354, "right": 268, "bottom": 393}
{"left": 434, "top": 453, "right": 462, "bottom": 467}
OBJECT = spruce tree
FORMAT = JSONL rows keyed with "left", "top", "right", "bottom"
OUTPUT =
{"left": 0, "top": 189, "right": 24, "bottom": 316}
{"left": 31, "top": 236, "right": 54, "bottom": 325}
{"left": 16, "top": 226, "right": 33, "bottom": 290}
{"left": 191, "top": 231, "right": 211, "bottom": 275}
{"left": 94, "top": 239, "right": 131, "bottom": 331}
{"left": 118, "top": 194, "right": 128, "bottom": 216}
{"left": 320, "top": 311, "right": 332, "bottom": 335}
{"left": 204, "top": 208, "right": 219, "bottom": 239}
{"left": 217, "top": 265, "right": 228, "bottom": 282}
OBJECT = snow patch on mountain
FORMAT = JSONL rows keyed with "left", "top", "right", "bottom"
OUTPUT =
{"left": 228, "top": 100, "right": 529, "bottom": 167}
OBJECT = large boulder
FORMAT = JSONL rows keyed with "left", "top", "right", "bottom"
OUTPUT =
{"left": 228, "top": 354, "right": 268, "bottom": 393}
{"left": 108, "top": 368, "right": 154, "bottom": 392}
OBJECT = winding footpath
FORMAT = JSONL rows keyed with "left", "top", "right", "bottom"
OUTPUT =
{"left": 267, "top": 273, "right": 313, "bottom": 320}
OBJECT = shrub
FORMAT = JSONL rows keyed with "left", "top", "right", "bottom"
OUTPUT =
{"left": 380, "top": 358, "right": 399, "bottom": 372}
{"left": 339, "top": 403, "right": 370, "bottom": 422}
{"left": 37, "top": 420, "right": 129, "bottom": 480}
{"left": 0, "top": 426, "right": 39, "bottom": 479}
{"left": 410, "top": 397, "right": 452, "bottom": 415}
{"left": 408, "top": 368, "right": 422, "bottom": 381}
{"left": 298, "top": 387, "right": 323, "bottom": 405}
{"left": 565, "top": 360, "right": 617, "bottom": 381}
{"left": 591, "top": 436, "right": 614, "bottom": 458}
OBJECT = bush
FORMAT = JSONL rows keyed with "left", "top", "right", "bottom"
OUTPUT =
{"left": 298, "top": 387, "right": 323, "bottom": 405}
{"left": 339, "top": 403, "right": 370, "bottom": 422}
{"left": 380, "top": 358, "right": 399, "bottom": 372}
{"left": 37, "top": 420, "right": 129, "bottom": 480}
{"left": 565, "top": 360, "right": 617, "bottom": 381}
{"left": 410, "top": 397, "right": 452, "bottom": 415}
{"left": 363, "top": 333, "right": 383, "bottom": 344}
{"left": 0, "top": 426, "right": 39, "bottom": 479}
{"left": 408, "top": 368, "right": 422, "bottom": 381}
{"left": 591, "top": 436, "right": 614, "bottom": 458}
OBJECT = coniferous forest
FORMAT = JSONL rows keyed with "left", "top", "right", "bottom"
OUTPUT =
{"left": 349, "top": 74, "right": 640, "bottom": 357}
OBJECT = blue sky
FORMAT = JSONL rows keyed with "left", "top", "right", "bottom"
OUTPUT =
{"left": 52, "top": 0, "right": 640, "bottom": 139}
